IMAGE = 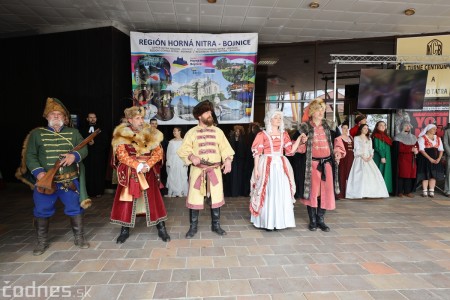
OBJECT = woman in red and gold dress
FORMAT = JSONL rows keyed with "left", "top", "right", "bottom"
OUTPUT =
{"left": 334, "top": 120, "right": 354, "bottom": 199}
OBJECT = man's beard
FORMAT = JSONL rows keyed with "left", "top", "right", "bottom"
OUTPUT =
{"left": 132, "top": 124, "right": 143, "bottom": 131}
{"left": 49, "top": 119, "right": 64, "bottom": 128}
{"left": 201, "top": 116, "right": 214, "bottom": 126}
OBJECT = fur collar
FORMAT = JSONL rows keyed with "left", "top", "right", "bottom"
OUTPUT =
{"left": 111, "top": 123, "right": 163, "bottom": 155}
{"left": 15, "top": 127, "right": 42, "bottom": 190}
{"left": 299, "top": 119, "right": 332, "bottom": 134}
{"left": 298, "top": 119, "right": 340, "bottom": 199}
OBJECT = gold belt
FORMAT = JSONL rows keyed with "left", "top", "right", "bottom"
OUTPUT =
{"left": 54, "top": 171, "right": 78, "bottom": 181}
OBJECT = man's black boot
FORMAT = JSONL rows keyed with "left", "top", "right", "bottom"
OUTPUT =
{"left": 156, "top": 221, "right": 171, "bottom": 242}
{"left": 211, "top": 208, "right": 227, "bottom": 236}
{"left": 316, "top": 207, "right": 330, "bottom": 232}
{"left": 306, "top": 206, "right": 317, "bottom": 231}
{"left": 33, "top": 217, "right": 49, "bottom": 256}
{"left": 185, "top": 209, "right": 199, "bottom": 239}
{"left": 116, "top": 226, "right": 130, "bottom": 243}
{"left": 70, "top": 214, "right": 90, "bottom": 249}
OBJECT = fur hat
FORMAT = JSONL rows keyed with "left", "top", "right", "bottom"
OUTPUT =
{"left": 308, "top": 98, "right": 326, "bottom": 117}
{"left": 124, "top": 106, "right": 146, "bottom": 119}
{"left": 193, "top": 100, "right": 213, "bottom": 120}
{"left": 42, "top": 97, "right": 69, "bottom": 118}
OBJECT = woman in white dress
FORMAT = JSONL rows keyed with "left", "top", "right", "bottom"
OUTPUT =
{"left": 249, "top": 110, "right": 301, "bottom": 230}
{"left": 346, "top": 124, "right": 389, "bottom": 199}
{"left": 166, "top": 127, "right": 188, "bottom": 197}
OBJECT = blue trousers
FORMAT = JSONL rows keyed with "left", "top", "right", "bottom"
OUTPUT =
{"left": 33, "top": 179, "right": 83, "bottom": 218}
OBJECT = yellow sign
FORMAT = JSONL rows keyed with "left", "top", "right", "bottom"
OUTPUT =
{"left": 397, "top": 35, "right": 450, "bottom": 98}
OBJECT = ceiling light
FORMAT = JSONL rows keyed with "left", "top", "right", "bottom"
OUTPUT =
{"left": 207, "top": 0, "right": 217, "bottom": 3}
{"left": 309, "top": 2, "right": 320, "bottom": 9}
{"left": 404, "top": 8, "right": 415, "bottom": 16}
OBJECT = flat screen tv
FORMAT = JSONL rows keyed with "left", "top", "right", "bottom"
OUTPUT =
{"left": 357, "top": 69, "right": 428, "bottom": 109}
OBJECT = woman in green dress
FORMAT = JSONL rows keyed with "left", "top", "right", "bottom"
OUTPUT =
{"left": 372, "top": 121, "right": 393, "bottom": 193}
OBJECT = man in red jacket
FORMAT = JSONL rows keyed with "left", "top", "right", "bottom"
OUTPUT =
{"left": 350, "top": 113, "right": 367, "bottom": 137}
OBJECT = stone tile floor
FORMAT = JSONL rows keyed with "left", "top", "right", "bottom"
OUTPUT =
{"left": 0, "top": 183, "right": 449, "bottom": 299}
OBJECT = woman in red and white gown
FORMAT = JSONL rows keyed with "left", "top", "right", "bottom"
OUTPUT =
{"left": 249, "top": 110, "right": 300, "bottom": 230}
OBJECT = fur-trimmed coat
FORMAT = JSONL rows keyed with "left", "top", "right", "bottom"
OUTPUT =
{"left": 110, "top": 123, "right": 167, "bottom": 227}
{"left": 111, "top": 123, "right": 164, "bottom": 183}
{"left": 297, "top": 119, "right": 341, "bottom": 200}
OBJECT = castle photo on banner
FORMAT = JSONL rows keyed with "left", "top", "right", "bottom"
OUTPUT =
{"left": 130, "top": 32, "right": 258, "bottom": 125}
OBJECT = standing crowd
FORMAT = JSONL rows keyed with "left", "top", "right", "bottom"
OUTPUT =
{"left": 22, "top": 97, "right": 448, "bottom": 256}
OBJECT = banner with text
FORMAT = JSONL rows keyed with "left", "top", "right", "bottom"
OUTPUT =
{"left": 396, "top": 34, "right": 450, "bottom": 98}
{"left": 398, "top": 99, "right": 450, "bottom": 138}
{"left": 130, "top": 32, "right": 258, "bottom": 124}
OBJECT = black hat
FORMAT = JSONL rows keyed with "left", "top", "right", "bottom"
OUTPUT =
{"left": 193, "top": 100, "right": 213, "bottom": 120}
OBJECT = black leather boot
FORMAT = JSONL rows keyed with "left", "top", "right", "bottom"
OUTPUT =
{"left": 306, "top": 206, "right": 317, "bottom": 231}
{"left": 185, "top": 209, "right": 199, "bottom": 239}
{"left": 70, "top": 214, "right": 90, "bottom": 249}
{"left": 316, "top": 207, "right": 330, "bottom": 232}
{"left": 211, "top": 208, "right": 227, "bottom": 236}
{"left": 156, "top": 221, "right": 171, "bottom": 242}
{"left": 33, "top": 217, "right": 49, "bottom": 256}
{"left": 116, "top": 226, "right": 130, "bottom": 244}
